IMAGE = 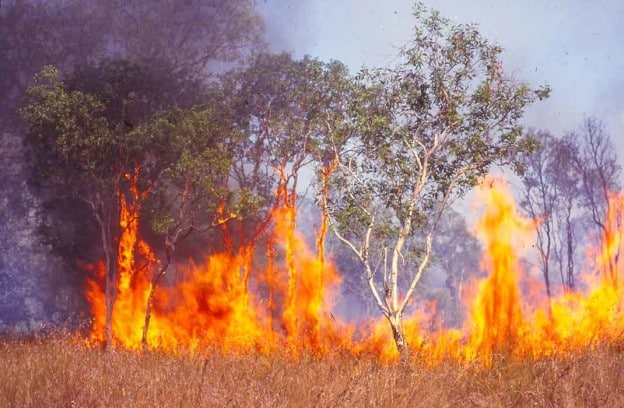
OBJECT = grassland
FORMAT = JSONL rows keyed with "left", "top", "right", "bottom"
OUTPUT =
{"left": 1, "top": 335, "right": 624, "bottom": 407}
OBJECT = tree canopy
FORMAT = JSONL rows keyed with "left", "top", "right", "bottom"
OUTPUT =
{"left": 322, "top": 6, "right": 549, "bottom": 354}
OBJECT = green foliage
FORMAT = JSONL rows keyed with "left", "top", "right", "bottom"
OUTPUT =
{"left": 322, "top": 5, "right": 549, "bottom": 339}
{"left": 21, "top": 66, "right": 124, "bottom": 197}
{"left": 328, "top": 5, "right": 549, "bottom": 245}
{"left": 138, "top": 106, "right": 237, "bottom": 236}
{"left": 20, "top": 60, "right": 231, "bottom": 262}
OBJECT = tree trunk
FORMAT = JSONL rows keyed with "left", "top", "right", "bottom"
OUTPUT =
{"left": 142, "top": 251, "right": 173, "bottom": 352}
{"left": 388, "top": 313, "right": 409, "bottom": 358}
{"left": 566, "top": 216, "right": 575, "bottom": 290}
{"left": 104, "top": 242, "right": 113, "bottom": 348}
{"left": 94, "top": 205, "right": 115, "bottom": 349}
{"left": 141, "top": 280, "right": 157, "bottom": 352}
{"left": 543, "top": 265, "right": 552, "bottom": 299}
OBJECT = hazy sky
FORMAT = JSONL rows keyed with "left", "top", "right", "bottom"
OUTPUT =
{"left": 259, "top": 0, "right": 624, "bottom": 153}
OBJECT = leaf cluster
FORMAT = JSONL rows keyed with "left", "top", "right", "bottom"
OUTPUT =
{"left": 328, "top": 5, "right": 549, "bottom": 243}
{"left": 20, "top": 60, "right": 238, "bottom": 261}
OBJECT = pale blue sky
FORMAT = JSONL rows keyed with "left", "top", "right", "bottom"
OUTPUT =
{"left": 259, "top": 0, "right": 624, "bottom": 152}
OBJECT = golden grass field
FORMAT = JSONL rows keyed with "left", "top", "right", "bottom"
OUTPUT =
{"left": 1, "top": 335, "right": 624, "bottom": 407}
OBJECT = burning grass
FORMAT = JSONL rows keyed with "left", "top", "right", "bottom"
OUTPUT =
{"left": 2, "top": 334, "right": 624, "bottom": 407}
{"left": 81, "top": 176, "right": 624, "bottom": 367}
{"left": 6, "top": 174, "right": 624, "bottom": 405}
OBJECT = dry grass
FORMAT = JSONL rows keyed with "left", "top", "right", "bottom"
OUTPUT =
{"left": 1, "top": 335, "right": 624, "bottom": 407}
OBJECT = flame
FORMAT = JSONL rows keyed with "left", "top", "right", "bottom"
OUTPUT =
{"left": 85, "top": 174, "right": 624, "bottom": 365}
{"left": 464, "top": 179, "right": 533, "bottom": 364}
{"left": 86, "top": 167, "right": 341, "bottom": 355}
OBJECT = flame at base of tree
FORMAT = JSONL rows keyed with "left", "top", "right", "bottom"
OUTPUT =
{"left": 86, "top": 183, "right": 343, "bottom": 356}
{"left": 85, "top": 177, "right": 624, "bottom": 365}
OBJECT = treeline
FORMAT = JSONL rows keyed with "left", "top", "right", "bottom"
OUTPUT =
{"left": 8, "top": 1, "right": 613, "bottom": 355}
{"left": 518, "top": 119, "right": 622, "bottom": 297}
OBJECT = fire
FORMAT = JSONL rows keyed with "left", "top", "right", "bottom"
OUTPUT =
{"left": 464, "top": 179, "right": 533, "bottom": 364}
{"left": 86, "top": 169, "right": 341, "bottom": 355}
{"left": 85, "top": 175, "right": 624, "bottom": 365}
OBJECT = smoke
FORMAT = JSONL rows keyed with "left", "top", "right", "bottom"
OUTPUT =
{"left": 0, "top": 0, "right": 265, "bottom": 334}
{"left": 257, "top": 0, "right": 314, "bottom": 55}
{"left": 0, "top": 132, "right": 82, "bottom": 333}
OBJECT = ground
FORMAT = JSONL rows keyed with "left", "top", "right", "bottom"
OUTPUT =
{"left": 1, "top": 335, "right": 623, "bottom": 407}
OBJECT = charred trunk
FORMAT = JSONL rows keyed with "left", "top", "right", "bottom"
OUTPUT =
{"left": 104, "top": 242, "right": 113, "bottom": 349}
{"left": 142, "top": 248, "right": 173, "bottom": 352}
{"left": 94, "top": 204, "right": 115, "bottom": 349}
{"left": 141, "top": 281, "right": 156, "bottom": 352}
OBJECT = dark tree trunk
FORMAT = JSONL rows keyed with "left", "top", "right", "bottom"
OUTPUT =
{"left": 565, "top": 214, "right": 575, "bottom": 290}
{"left": 94, "top": 204, "right": 115, "bottom": 349}
{"left": 142, "top": 241, "right": 175, "bottom": 352}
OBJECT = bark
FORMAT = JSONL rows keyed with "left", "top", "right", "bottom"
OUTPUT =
{"left": 543, "top": 264, "right": 552, "bottom": 299}
{"left": 103, "top": 227, "right": 113, "bottom": 349}
{"left": 565, "top": 215, "right": 575, "bottom": 290}
{"left": 93, "top": 198, "right": 115, "bottom": 349}
{"left": 388, "top": 313, "right": 410, "bottom": 357}
{"left": 141, "top": 257, "right": 170, "bottom": 352}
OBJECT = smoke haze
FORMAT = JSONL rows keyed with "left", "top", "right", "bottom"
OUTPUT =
{"left": 262, "top": 0, "right": 624, "bottom": 153}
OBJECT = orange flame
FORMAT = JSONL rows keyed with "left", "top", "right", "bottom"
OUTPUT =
{"left": 464, "top": 179, "right": 533, "bottom": 364}
{"left": 85, "top": 175, "right": 624, "bottom": 365}
{"left": 86, "top": 167, "right": 341, "bottom": 356}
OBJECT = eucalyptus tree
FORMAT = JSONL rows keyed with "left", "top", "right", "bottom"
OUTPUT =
{"left": 518, "top": 131, "right": 561, "bottom": 298}
{"left": 20, "top": 60, "right": 209, "bottom": 347}
{"left": 551, "top": 135, "right": 583, "bottom": 290}
{"left": 22, "top": 65, "right": 144, "bottom": 346}
{"left": 22, "top": 59, "right": 203, "bottom": 256}
{"left": 219, "top": 52, "right": 355, "bottom": 341}
{"left": 519, "top": 131, "right": 585, "bottom": 293}
{"left": 217, "top": 53, "right": 354, "bottom": 246}
{"left": 322, "top": 6, "right": 549, "bottom": 355}
{"left": 137, "top": 106, "right": 239, "bottom": 350}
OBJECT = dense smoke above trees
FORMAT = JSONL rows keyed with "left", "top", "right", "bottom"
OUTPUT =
{"left": 0, "top": 0, "right": 263, "bottom": 332}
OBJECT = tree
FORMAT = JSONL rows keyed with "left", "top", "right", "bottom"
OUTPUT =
{"left": 568, "top": 117, "right": 622, "bottom": 284}
{"left": 322, "top": 5, "right": 549, "bottom": 355}
{"left": 518, "top": 131, "right": 560, "bottom": 298}
{"left": 23, "top": 59, "right": 204, "bottom": 259}
{"left": 136, "top": 107, "right": 238, "bottom": 350}
{"left": 550, "top": 135, "right": 583, "bottom": 290}
{"left": 20, "top": 61, "right": 207, "bottom": 347}
{"left": 22, "top": 66, "right": 139, "bottom": 346}
{"left": 519, "top": 131, "right": 583, "bottom": 293}
{"left": 218, "top": 52, "right": 355, "bottom": 347}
